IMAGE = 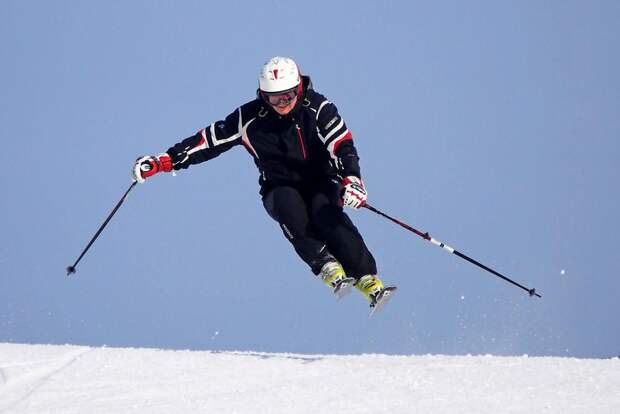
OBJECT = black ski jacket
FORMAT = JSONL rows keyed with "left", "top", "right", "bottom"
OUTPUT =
{"left": 166, "top": 76, "right": 362, "bottom": 195}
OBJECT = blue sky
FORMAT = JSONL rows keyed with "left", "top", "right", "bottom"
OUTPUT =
{"left": 1, "top": 1, "right": 619, "bottom": 357}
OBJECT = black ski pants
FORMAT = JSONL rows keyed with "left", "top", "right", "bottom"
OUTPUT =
{"left": 262, "top": 178, "right": 377, "bottom": 280}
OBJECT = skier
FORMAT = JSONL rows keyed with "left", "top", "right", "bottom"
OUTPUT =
{"left": 132, "top": 56, "right": 395, "bottom": 309}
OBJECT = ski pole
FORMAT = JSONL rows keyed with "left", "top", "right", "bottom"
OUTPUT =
{"left": 363, "top": 203, "right": 541, "bottom": 298}
{"left": 66, "top": 181, "right": 137, "bottom": 276}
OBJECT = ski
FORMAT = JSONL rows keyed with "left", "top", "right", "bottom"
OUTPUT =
{"left": 369, "top": 286, "right": 398, "bottom": 317}
{"left": 334, "top": 277, "right": 356, "bottom": 300}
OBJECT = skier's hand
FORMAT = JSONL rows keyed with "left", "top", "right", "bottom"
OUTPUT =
{"left": 342, "top": 176, "right": 367, "bottom": 209}
{"left": 132, "top": 154, "right": 173, "bottom": 183}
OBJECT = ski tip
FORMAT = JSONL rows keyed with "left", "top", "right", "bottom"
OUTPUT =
{"left": 66, "top": 266, "right": 76, "bottom": 276}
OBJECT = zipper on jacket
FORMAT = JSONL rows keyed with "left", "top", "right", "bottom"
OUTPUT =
{"left": 295, "top": 124, "right": 307, "bottom": 160}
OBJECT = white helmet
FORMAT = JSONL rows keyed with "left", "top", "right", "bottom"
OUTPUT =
{"left": 259, "top": 56, "right": 301, "bottom": 93}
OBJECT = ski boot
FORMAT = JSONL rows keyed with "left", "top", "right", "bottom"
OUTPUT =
{"left": 355, "top": 275, "right": 398, "bottom": 316}
{"left": 320, "top": 261, "right": 356, "bottom": 300}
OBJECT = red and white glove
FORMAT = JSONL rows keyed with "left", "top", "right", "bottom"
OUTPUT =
{"left": 132, "top": 153, "right": 173, "bottom": 183}
{"left": 342, "top": 176, "right": 367, "bottom": 209}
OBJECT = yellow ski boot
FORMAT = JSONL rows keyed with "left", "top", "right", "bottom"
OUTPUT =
{"left": 320, "top": 261, "right": 355, "bottom": 300}
{"left": 355, "top": 275, "right": 397, "bottom": 315}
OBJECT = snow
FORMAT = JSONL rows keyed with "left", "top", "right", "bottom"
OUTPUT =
{"left": 0, "top": 344, "right": 618, "bottom": 413}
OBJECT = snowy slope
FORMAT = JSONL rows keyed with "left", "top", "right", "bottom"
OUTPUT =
{"left": 0, "top": 343, "right": 618, "bottom": 414}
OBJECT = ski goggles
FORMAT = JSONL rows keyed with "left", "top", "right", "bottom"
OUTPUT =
{"left": 262, "top": 86, "right": 299, "bottom": 106}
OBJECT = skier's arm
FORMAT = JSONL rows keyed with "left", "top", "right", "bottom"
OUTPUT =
{"left": 316, "top": 101, "right": 361, "bottom": 178}
{"left": 316, "top": 100, "right": 367, "bottom": 208}
{"left": 132, "top": 109, "right": 243, "bottom": 183}
{"left": 167, "top": 108, "right": 243, "bottom": 170}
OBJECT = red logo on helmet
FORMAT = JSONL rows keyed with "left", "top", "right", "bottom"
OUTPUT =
{"left": 272, "top": 69, "right": 279, "bottom": 79}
